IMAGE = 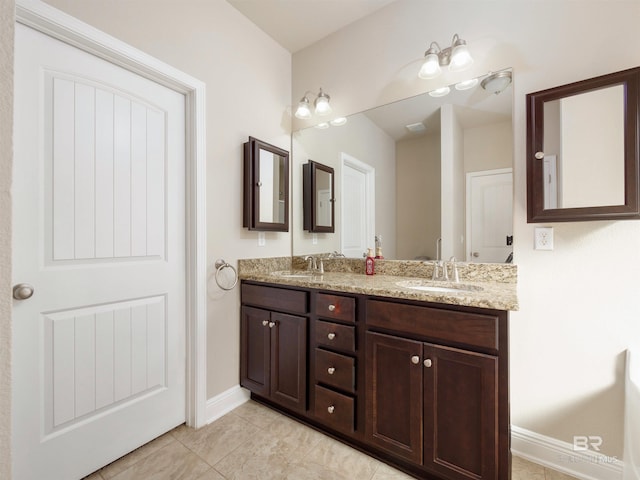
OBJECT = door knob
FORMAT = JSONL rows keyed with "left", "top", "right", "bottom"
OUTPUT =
{"left": 13, "top": 283, "right": 34, "bottom": 300}
{"left": 424, "top": 359, "right": 432, "bottom": 368}
{"left": 411, "top": 355, "right": 420, "bottom": 364}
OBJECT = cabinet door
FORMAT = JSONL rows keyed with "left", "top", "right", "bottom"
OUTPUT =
{"left": 270, "top": 312, "right": 307, "bottom": 412}
{"left": 365, "top": 332, "right": 423, "bottom": 464}
{"left": 240, "top": 306, "right": 271, "bottom": 397}
{"left": 423, "top": 343, "right": 498, "bottom": 480}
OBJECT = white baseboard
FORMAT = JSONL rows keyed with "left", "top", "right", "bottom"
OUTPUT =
{"left": 512, "top": 425, "right": 624, "bottom": 480}
{"left": 205, "top": 385, "right": 250, "bottom": 424}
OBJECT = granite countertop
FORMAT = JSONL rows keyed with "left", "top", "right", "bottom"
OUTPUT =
{"left": 239, "top": 264, "right": 519, "bottom": 311}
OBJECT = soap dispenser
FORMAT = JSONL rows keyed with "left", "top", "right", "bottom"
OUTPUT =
{"left": 365, "top": 248, "right": 375, "bottom": 275}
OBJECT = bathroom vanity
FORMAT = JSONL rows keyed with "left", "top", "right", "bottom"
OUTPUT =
{"left": 239, "top": 260, "right": 517, "bottom": 480}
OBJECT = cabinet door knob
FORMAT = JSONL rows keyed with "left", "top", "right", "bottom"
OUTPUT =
{"left": 328, "top": 304, "right": 336, "bottom": 312}
{"left": 411, "top": 355, "right": 420, "bottom": 365}
{"left": 535, "top": 151, "right": 545, "bottom": 159}
{"left": 327, "top": 332, "right": 336, "bottom": 340}
{"left": 424, "top": 358, "right": 432, "bottom": 368}
{"left": 268, "top": 321, "right": 276, "bottom": 328}
{"left": 327, "top": 405, "right": 335, "bottom": 414}
{"left": 327, "top": 367, "right": 335, "bottom": 375}
{"left": 262, "top": 320, "right": 269, "bottom": 327}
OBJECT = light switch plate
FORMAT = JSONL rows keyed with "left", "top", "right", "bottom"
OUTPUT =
{"left": 534, "top": 227, "right": 553, "bottom": 250}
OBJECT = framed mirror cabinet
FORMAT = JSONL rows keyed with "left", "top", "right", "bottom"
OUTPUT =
{"left": 526, "top": 67, "right": 640, "bottom": 222}
{"left": 243, "top": 136, "right": 289, "bottom": 231}
{"left": 303, "top": 160, "right": 335, "bottom": 233}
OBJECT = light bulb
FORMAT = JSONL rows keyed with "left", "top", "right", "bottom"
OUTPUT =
{"left": 330, "top": 117, "right": 347, "bottom": 126}
{"left": 294, "top": 97, "right": 311, "bottom": 119}
{"left": 314, "top": 91, "right": 332, "bottom": 116}
{"left": 449, "top": 43, "right": 473, "bottom": 72}
{"left": 418, "top": 52, "right": 441, "bottom": 79}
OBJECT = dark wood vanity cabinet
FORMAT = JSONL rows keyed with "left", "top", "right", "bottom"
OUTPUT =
{"left": 365, "top": 299, "right": 508, "bottom": 480}
{"left": 311, "top": 292, "right": 358, "bottom": 434}
{"left": 240, "top": 281, "right": 510, "bottom": 480}
{"left": 240, "top": 283, "right": 308, "bottom": 412}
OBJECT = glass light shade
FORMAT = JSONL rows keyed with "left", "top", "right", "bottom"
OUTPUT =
{"left": 295, "top": 98, "right": 311, "bottom": 119}
{"left": 449, "top": 44, "right": 473, "bottom": 72}
{"left": 315, "top": 122, "right": 330, "bottom": 129}
{"left": 314, "top": 94, "right": 332, "bottom": 116}
{"left": 330, "top": 117, "right": 347, "bottom": 126}
{"left": 454, "top": 78, "right": 479, "bottom": 91}
{"left": 428, "top": 86, "right": 450, "bottom": 98}
{"left": 418, "top": 53, "right": 441, "bottom": 79}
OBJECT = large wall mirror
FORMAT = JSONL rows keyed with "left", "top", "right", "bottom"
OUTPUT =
{"left": 527, "top": 67, "right": 640, "bottom": 222}
{"left": 292, "top": 69, "right": 514, "bottom": 263}
{"left": 243, "top": 136, "right": 289, "bottom": 231}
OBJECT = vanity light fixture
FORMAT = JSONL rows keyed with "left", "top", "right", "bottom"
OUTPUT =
{"left": 329, "top": 117, "right": 347, "bottom": 126}
{"left": 418, "top": 33, "right": 474, "bottom": 80}
{"left": 481, "top": 70, "right": 512, "bottom": 94}
{"left": 295, "top": 88, "right": 332, "bottom": 119}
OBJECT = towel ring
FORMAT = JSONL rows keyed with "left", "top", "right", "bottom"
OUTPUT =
{"left": 214, "top": 259, "right": 238, "bottom": 291}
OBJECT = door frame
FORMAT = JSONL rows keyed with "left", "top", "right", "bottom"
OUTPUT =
{"left": 15, "top": 0, "right": 208, "bottom": 428}
{"left": 340, "top": 152, "right": 375, "bottom": 257}
{"left": 465, "top": 167, "right": 513, "bottom": 262}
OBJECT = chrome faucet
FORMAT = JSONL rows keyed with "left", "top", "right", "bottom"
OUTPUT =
{"left": 431, "top": 256, "right": 459, "bottom": 282}
{"left": 448, "top": 256, "right": 459, "bottom": 283}
{"left": 304, "top": 255, "right": 324, "bottom": 274}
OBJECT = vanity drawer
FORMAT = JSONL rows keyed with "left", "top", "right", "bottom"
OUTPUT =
{"left": 316, "top": 293, "right": 356, "bottom": 323}
{"left": 315, "top": 320, "right": 356, "bottom": 353}
{"left": 315, "top": 348, "right": 355, "bottom": 393}
{"left": 314, "top": 385, "right": 354, "bottom": 433}
{"left": 241, "top": 283, "right": 308, "bottom": 314}
{"left": 366, "top": 299, "right": 499, "bottom": 353}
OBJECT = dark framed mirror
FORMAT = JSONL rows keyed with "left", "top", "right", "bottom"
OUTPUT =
{"left": 243, "top": 136, "right": 289, "bottom": 231}
{"left": 303, "top": 160, "right": 335, "bottom": 233}
{"left": 527, "top": 67, "right": 640, "bottom": 222}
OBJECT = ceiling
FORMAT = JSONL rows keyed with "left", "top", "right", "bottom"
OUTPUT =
{"left": 226, "top": 0, "right": 398, "bottom": 53}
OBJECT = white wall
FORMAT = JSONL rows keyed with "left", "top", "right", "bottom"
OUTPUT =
{"left": 292, "top": 0, "right": 640, "bottom": 458}
{"left": 41, "top": 0, "right": 292, "bottom": 400}
{"left": 0, "top": 0, "right": 15, "bottom": 475}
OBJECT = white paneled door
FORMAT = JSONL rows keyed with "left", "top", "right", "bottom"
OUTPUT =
{"left": 466, "top": 169, "right": 513, "bottom": 263}
{"left": 13, "top": 23, "right": 186, "bottom": 479}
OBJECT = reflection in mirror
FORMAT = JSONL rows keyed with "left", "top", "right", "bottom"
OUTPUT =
{"left": 527, "top": 66, "right": 640, "bottom": 222}
{"left": 243, "top": 136, "right": 289, "bottom": 232}
{"left": 258, "top": 149, "right": 287, "bottom": 223}
{"left": 292, "top": 70, "right": 513, "bottom": 262}
{"left": 303, "top": 160, "right": 335, "bottom": 232}
{"left": 542, "top": 86, "right": 625, "bottom": 209}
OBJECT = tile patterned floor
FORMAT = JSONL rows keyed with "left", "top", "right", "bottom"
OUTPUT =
{"left": 84, "top": 400, "right": 579, "bottom": 480}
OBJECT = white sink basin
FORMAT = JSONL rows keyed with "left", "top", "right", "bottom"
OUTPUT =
{"left": 271, "top": 270, "right": 313, "bottom": 279}
{"left": 396, "top": 280, "right": 481, "bottom": 294}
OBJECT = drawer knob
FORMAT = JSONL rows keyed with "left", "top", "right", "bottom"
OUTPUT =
{"left": 327, "top": 405, "right": 335, "bottom": 414}
{"left": 328, "top": 304, "right": 336, "bottom": 312}
{"left": 262, "top": 320, "right": 269, "bottom": 327}
{"left": 327, "top": 367, "right": 335, "bottom": 375}
{"left": 424, "top": 358, "right": 433, "bottom": 368}
{"left": 268, "top": 321, "right": 276, "bottom": 328}
{"left": 327, "top": 332, "right": 336, "bottom": 340}
{"left": 411, "top": 355, "right": 420, "bottom": 365}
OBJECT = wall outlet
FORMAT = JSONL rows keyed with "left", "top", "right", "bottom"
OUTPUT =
{"left": 258, "top": 232, "right": 266, "bottom": 247}
{"left": 312, "top": 233, "right": 318, "bottom": 245}
{"left": 534, "top": 227, "right": 553, "bottom": 250}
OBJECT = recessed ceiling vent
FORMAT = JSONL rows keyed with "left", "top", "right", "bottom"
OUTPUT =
{"left": 406, "top": 122, "right": 426, "bottom": 133}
